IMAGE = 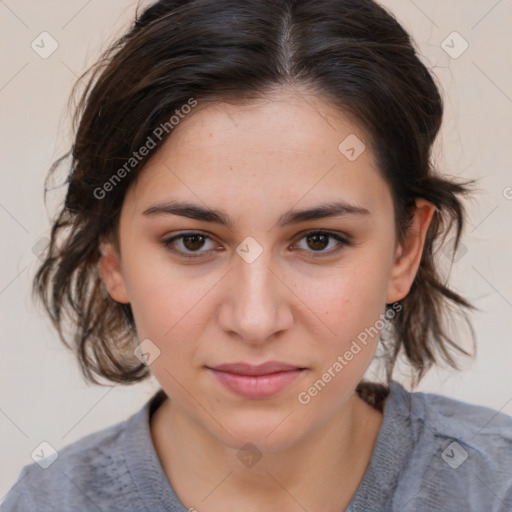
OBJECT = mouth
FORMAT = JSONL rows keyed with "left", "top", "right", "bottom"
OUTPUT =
{"left": 206, "top": 361, "right": 307, "bottom": 399}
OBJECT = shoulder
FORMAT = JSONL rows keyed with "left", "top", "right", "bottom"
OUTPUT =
{"left": 390, "top": 382, "right": 512, "bottom": 511}
{"left": 1, "top": 408, "right": 145, "bottom": 512}
{"left": 410, "top": 384, "right": 512, "bottom": 460}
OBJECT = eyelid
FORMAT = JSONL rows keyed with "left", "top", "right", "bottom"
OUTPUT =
{"left": 292, "top": 228, "right": 352, "bottom": 244}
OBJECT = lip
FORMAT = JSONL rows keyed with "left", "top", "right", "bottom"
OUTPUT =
{"left": 207, "top": 361, "right": 306, "bottom": 399}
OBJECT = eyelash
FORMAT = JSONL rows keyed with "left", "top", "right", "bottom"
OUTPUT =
{"left": 161, "top": 230, "right": 351, "bottom": 260}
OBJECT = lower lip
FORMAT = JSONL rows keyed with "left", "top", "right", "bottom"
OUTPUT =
{"left": 208, "top": 368, "right": 304, "bottom": 399}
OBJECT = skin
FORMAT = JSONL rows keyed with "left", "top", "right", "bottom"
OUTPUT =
{"left": 98, "top": 86, "right": 435, "bottom": 511}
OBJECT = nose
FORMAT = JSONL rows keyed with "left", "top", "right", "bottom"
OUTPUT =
{"left": 217, "top": 249, "right": 294, "bottom": 345}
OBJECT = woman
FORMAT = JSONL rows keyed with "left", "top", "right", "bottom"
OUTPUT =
{"left": 2, "top": 0, "right": 511, "bottom": 510}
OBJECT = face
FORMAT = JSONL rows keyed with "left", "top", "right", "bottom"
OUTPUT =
{"left": 99, "top": 87, "right": 433, "bottom": 453}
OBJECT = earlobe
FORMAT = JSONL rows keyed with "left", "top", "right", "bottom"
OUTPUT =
{"left": 98, "top": 237, "right": 130, "bottom": 304}
{"left": 386, "top": 199, "right": 436, "bottom": 304}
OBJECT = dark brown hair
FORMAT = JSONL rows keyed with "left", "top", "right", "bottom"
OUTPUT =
{"left": 33, "top": 0, "right": 476, "bottom": 397}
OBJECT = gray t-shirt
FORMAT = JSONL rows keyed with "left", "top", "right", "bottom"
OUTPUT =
{"left": 2, "top": 381, "right": 511, "bottom": 511}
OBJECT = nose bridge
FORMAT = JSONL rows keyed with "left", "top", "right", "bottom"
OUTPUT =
{"left": 238, "top": 252, "right": 274, "bottom": 307}
{"left": 220, "top": 243, "right": 291, "bottom": 342}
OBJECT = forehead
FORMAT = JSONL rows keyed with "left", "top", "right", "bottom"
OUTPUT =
{"left": 122, "top": 89, "right": 391, "bottom": 221}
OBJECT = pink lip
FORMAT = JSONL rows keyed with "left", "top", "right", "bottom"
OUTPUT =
{"left": 207, "top": 361, "right": 306, "bottom": 399}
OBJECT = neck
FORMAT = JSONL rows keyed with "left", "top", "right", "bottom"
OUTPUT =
{"left": 150, "top": 391, "right": 383, "bottom": 512}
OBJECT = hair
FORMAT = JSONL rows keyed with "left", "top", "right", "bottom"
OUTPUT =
{"left": 33, "top": 0, "right": 476, "bottom": 404}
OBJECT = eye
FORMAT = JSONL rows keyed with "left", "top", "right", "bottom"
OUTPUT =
{"left": 162, "top": 232, "right": 219, "bottom": 259}
{"left": 292, "top": 230, "right": 349, "bottom": 257}
{"left": 162, "top": 230, "right": 350, "bottom": 260}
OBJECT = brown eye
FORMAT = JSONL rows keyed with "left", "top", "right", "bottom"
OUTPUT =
{"left": 306, "top": 233, "right": 329, "bottom": 251}
{"left": 162, "top": 232, "right": 218, "bottom": 259}
{"left": 182, "top": 234, "right": 206, "bottom": 251}
{"left": 293, "top": 230, "right": 349, "bottom": 256}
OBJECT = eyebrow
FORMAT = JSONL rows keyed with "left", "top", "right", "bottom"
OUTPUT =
{"left": 142, "top": 200, "right": 370, "bottom": 228}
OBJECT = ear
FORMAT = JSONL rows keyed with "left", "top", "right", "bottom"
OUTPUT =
{"left": 386, "top": 199, "right": 436, "bottom": 304}
{"left": 98, "top": 236, "right": 130, "bottom": 304}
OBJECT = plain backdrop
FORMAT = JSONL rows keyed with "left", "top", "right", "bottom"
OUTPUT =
{"left": 1, "top": 0, "right": 511, "bottom": 502}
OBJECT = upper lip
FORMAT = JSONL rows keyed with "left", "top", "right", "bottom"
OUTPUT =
{"left": 208, "top": 361, "right": 305, "bottom": 376}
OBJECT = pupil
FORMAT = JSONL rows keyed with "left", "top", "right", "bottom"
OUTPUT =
{"left": 308, "top": 234, "right": 328, "bottom": 251}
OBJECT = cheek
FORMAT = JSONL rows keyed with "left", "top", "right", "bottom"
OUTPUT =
{"left": 124, "top": 259, "right": 209, "bottom": 388}
{"left": 293, "top": 265, "right": 391, "bottom": 413}
{"left": 121, "top": 257, "right": 232, "bottom": 398}
{"left": 121, "top": 240, "right": 217, "bottom": 337}
{"left": 304, "top": 256, "right": 392, "bottom": 348}
{"left": 129, "top": 284, "right": 202, "bottom": 339}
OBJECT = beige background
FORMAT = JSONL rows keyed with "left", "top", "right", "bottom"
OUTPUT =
{"left": 1, "top": 0, "right": 511, "bottom": 501}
